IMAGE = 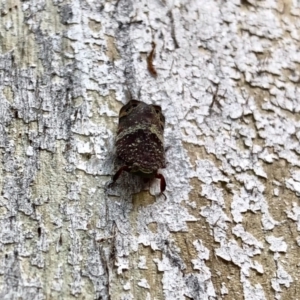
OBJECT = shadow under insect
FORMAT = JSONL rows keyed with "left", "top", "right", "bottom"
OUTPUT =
{"left": 109, "top": 100, "right": 166, "bottom": 197}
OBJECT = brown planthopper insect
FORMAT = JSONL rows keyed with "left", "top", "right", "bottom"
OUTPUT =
{"left": 111, "top": 99, "right": 166, "bottom": 195}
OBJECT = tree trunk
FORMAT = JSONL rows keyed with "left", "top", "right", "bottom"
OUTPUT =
{"left": 0, "top": 0, "right": 299, "bottom": 299}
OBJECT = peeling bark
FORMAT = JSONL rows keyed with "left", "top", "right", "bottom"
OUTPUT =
{"left": 0, "top": 0, "right": 300, "bottom": 299}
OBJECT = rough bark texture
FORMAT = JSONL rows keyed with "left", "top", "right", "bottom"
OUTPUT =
{"left": 0, "top": 0, "right": 300, "bottom": 299}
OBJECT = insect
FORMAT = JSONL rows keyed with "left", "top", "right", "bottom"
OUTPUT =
{"left": 111, "top": 100, "right": 166, "bottom": 194}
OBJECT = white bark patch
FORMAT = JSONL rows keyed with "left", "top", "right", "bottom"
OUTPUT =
{"left": 231, "top": 174, "right": 278, "bottom": 230}
{"left": 195, "top": 159, "right": 229, "bottom": 184}
{"left": 137, "top": 278, "right": 150, "bottom": 289}
{"left": 266, "top": 236, "right": 288, "bottom": 253}
{"left": 215, "top": 240, "right": 263, "bottom": 277}
{"left": 123, "top": 281, "right": 131, "bottom": 291}
{"left": 271, "top": 263, "right": 293, "bottom": 299}
{"left": 285, "top": 170, "right": 300, "bottom": 196}
{"left": 243, "top": 281, "right": 266, "bottom": 300}
{"left": 137, "top": 256, "right": 148, "bottom": 270}
{"left": 286, "top": 203, "right": 300, "bottom": 231}
{"left": 232, "top": 224, "right": 264, "bottom": 257}
{"left": 220, "top": 282, "right": 228, "bottom": 295}
{"left": 153, "top": 255, "right": 186, "bottom": 299}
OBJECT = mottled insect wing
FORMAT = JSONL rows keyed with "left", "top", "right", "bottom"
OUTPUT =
{"left": 112, "top": 100, "right": 166, "bottom": 193}
{"left": 116, "top": 101, "right": 165, "bottom": 170}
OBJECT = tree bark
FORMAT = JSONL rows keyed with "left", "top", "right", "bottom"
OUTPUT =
{"left": 0, "top": 0, "right": 299, "bottom": 299}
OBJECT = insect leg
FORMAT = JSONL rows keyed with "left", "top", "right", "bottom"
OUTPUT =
{"left": 155, "top": 173, "right": 166, "bottom": 193}
{"left": 112, "top": 166, "right": 131, "bottom": 182}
